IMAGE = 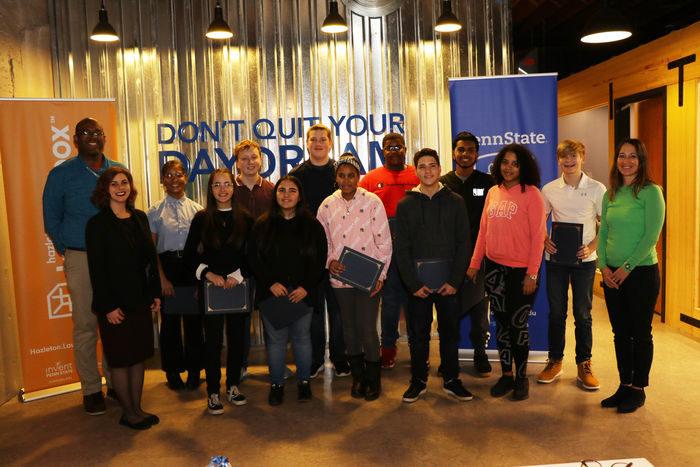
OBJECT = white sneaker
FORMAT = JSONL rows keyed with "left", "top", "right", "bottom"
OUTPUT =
{"left": 226, "top": 385, "right": 247, "bottom": 406}
{"left": 207, "top": 393, "right": 224, "bottom": 415}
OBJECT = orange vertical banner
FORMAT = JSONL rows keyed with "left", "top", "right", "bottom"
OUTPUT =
{"left": 0, "top": 99, "right": 118, "bottom": 396}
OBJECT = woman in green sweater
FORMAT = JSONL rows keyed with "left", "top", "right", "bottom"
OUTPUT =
{"left": 598, "top": 138, "right": 665, "bottom": 414}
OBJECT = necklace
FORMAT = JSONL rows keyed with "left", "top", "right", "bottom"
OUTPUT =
{"left": 219, "top": 210, "right": 232, "bottom": 227}
{"left": 342, "top": 197, "right": 354, "bottom": 216}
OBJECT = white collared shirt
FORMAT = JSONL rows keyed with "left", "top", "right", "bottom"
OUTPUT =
{"left": 541, "top": 173, "right": 606, "bottom": 262}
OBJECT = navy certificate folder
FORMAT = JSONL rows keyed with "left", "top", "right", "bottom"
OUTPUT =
{"left": 415, "top": 257, "right": 453, "bottom": 292}
{"left": 163, "top": 286, "right": 199, "bottom": 315}
{"left": 331, "top": 246, "right": 385, "bottom": 294}
{"left": 550, "top": 222, "right": 583, "bottom": 265}
{"left": 258, "top": 291, "right": 312, "bottom": 330}
{"left": 204, "top": 279, "right": 250, "bottom": 314}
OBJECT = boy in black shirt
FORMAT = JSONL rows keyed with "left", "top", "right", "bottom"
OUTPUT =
{"left": 440, "top": 131, "right": 493, "bottom": 377}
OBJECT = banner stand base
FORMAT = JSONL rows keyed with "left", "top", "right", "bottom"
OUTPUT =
{"left": 458, "top": 349, "right": 547, "bottom": 364}
{"left": 19, "top": 377, "right": 106, "bottom": 403}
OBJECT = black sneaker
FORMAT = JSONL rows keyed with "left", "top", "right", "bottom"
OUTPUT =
{"left": 513, "top": 377, "right": 529, "bottom": 400}
{"left": 226, "top": 385, "right": 247, "bottom": 406}
{"left": 207, "top": 393, "right": 224, "bottom": 415}
{"left": 310, "top": 362, "right": 324, "bottom": 379}
{"left": 185, "top": 372, "right": 201, "bottom": 390}
{"left": 83, "top": 391, "right": 106, "bottom": 415}
{"left": 402, "top": 380, "right": 427, "bottom": 403}
{"left": 269, "top": 384, "right": 284, "bottom": 406}
{"left": 106, "top": 388, "right": 119, "bottom": 402}
{"left": 617, "top": 387, "right": 645, "bottom": 413}
{"left": 601, "top": 384, "right": 631, "bottom": 408}
{"left": 334, "top": 362, "right": 351, "bottom": 378}
{"left": 490, "top": 375, "right": 514, "bottom": 397}
{"left": 297, "top": 380, "right": 312, "bottom": 402}
{"left": 443, "top": 379, "right": 473, "bottom": 401}
{"left": 166, "top": 372, "right": 185, "bottom": 390}
{"left": 474, "top": 354, "right": 492, "bottom": 377}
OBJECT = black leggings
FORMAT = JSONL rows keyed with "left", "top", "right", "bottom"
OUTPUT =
{"left": 484, "top": 258, "right": 537, "bottom": 379}
{"left": 603, "top": 264, "right": 659, "bottom": 388}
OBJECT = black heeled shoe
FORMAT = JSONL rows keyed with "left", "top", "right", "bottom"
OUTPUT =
{"left": 119, "top": 415, "right": 152, "bottom": 430}
{"left": 143, "top": 414, "right": 159, "bottom": 426}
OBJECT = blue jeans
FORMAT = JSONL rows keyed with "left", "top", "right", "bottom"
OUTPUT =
{"left": 545, "top": 261, "right": 596, "bottom": 364}
{"left": 406, "top": 293, "right": 460, "bottom": 382}
{"left": 380, "top": 257, "right": 408, "bottom": 349}
{"left": 311, "top": 271, "right": 347, "bottom": 367}
{"left": 262, "top": 310, "right": 313, "bottom": 385}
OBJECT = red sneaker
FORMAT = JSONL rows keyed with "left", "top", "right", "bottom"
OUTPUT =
{"left": 381, "top": 346, "right": 397, "bottom": 369}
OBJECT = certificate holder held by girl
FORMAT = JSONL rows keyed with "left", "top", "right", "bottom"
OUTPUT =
{"left": 317, "top": 153, "right": 392, "bottom": 401}
{"left": 86, "top": 167, "right": 162, "bottom": 430}
{"left": 183, "top": 168, "right": 253, "bottom": 415}
{"left": 248, "top": 175, "right": 328, "bottom": 405}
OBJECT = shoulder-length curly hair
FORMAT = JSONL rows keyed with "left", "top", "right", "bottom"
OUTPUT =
{"left": 91, "top": 167, "right": 137, "bottom": 209}
{"left": 491, "top": 143, "right": 541, "bottom": 192}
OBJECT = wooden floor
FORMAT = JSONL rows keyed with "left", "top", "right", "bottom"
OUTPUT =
{"left": 2, "top": 294, "right": 699, "bottom": 466}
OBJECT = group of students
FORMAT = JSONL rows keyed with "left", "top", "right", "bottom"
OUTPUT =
{"left": 45, "top": 119, "right": 665, "bottom": 430}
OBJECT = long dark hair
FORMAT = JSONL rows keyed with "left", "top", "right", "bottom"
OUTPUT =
{"left": 202, "top": 168, "right": 249, "bottom": 249}
{"left": 608, "top": 138, "right": 655, "bottom": 201}
{"left": 491, "top": 143, "right": 541, "bottom": 192}
{"left": 91, "top": 167, "right": 137, "bottom": 208}
{"left": 253, "top": 175, "right": 318, "bottom": 259}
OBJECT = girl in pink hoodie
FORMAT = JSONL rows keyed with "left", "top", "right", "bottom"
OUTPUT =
{"left": 467, "top": 143, "right": 546, "bottom": 401}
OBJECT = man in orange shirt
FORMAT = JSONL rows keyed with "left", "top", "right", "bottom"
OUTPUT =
{"left": 359, "top": 133, "right": 419, "bottom": 368}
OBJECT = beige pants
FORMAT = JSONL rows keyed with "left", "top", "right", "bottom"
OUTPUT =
{"left": 64, "top": 249, "right": 111, "bottom": 395}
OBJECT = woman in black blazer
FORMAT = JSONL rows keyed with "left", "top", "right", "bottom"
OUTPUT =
{"left": 86, "top": 167, "right": 161, "bottom": 430}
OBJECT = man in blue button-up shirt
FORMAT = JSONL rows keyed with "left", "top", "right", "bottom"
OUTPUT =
{"left": 42, "top": 117, "right": 125, "bottom": 415}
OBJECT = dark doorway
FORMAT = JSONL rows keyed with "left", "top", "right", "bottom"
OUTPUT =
{"left": 614, "top": 87, "right": 667, "bottom": 321}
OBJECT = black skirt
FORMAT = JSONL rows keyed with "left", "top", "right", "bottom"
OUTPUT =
{"left": 97, "top": 303, "right": 154, "bottom": 367}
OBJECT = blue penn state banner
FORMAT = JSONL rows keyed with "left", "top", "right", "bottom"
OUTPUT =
{"left": 449, "top": 73, "right": 558, "bottom": 359}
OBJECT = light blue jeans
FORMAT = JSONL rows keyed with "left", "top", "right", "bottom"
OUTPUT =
{"left": 262, "top": 310, "right": 312, "bottom": 385}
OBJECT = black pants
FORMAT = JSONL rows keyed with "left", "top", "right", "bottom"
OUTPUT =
{"left": 603, "top": 264, "right": 659, "bottom": 388}
{"left": 484, "top": 258, "right": 536, "bottom": 379}
{"left": 204, "top": 313, "right": 246, "bottom": 395}
{"left": 159, "top": 252, "right": 204, "bottom": 374}
{"left": 407, "top": 293, "right": 460, "bottom": 382}
{"left": 462, "top": 296, "right": 490, "bottom": 356}
{"left": 458, "top": 263, "right": 490, "bottom": 356}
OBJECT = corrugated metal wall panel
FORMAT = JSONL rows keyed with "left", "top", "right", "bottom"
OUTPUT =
{"left": 50, "top": 0, "right": 512, "bottom": 207}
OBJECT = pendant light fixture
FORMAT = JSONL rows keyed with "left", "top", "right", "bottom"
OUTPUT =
{"left": 321, "top": 1, "right": 348, "bottom": 34}
{"left": 435, "top": 0, "right": 462, "bottom": 33}
{"left": 580, "top": 1, "right": 632, "bottom": 43}
{"left": 90, "top": 0, "right": 119, "bottom": 42}
{"left": 206, "top": 1, "right": 234, "bottom": 40}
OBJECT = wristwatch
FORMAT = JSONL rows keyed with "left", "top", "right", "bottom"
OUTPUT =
{"left": 527, "top": 274, "right": 538, "bottom": 281}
